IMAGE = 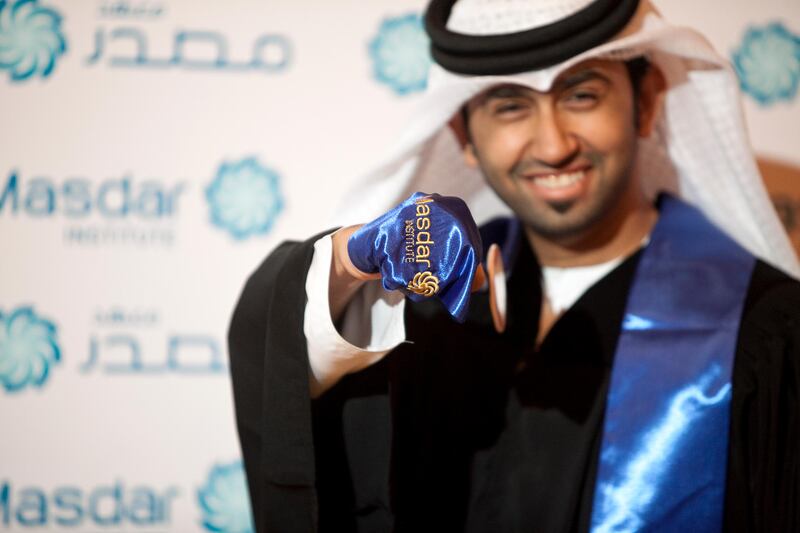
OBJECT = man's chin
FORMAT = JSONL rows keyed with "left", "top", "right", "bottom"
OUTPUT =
{"left": 521, "top": 206, "right": 598, "bottom": 241}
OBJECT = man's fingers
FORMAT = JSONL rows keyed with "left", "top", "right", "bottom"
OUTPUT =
{"left": 486, "top": 244, "right": 507, "bottom": 333}
{"left": 471, "top": 264, "right": 487, "bottom": 292}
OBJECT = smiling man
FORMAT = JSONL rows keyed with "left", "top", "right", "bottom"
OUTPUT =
{"left": 461, "top": 59, "right": 660, "bottom": 263}
{"left": 228, "top": 1, "right": 800, "bottom": 532}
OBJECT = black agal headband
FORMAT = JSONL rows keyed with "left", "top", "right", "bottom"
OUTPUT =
{"left": 425, "top": 0, "right": 641, "bottom": 75}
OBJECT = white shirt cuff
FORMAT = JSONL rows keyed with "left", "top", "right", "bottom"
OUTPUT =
{"left": 303, "top": 232, "right": 406, "bottom": 397}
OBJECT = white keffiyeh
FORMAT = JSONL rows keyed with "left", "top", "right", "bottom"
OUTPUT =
{"left": 335, "top": 0, "right": 800, "bottom": 277}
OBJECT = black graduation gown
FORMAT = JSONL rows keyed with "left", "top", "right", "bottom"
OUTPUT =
{"left": 227, "top": 223, "right": 800, "bottom": 533}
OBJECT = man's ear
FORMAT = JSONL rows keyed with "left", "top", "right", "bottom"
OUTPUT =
{"left": 448, "top": 110, "right": 480, "bottom": 168}
{"left": 637, "top": 64, "right": 666, "bottom": 138}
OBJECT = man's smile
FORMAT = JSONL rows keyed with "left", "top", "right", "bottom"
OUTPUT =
{"left": 517, "top": 165, "right": 593, "bottom": 204}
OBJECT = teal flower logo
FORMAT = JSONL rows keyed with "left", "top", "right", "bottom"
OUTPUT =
{"left": 198, "top": 460, "right": 254, "bottom": 533}
{"left": 732, "top": 22, "right": 800, "bottom": 106}
{"left": 0, "top": 306, "right": 61, "bottom": 393}
{"left": 0, "top": 0, "right": 67, "bottom": 82}
{"left": 206, "top": 157, "right": 284, "bottom": 240}
{"left": 369, "top": 13, "right": 432, "bottom": 95}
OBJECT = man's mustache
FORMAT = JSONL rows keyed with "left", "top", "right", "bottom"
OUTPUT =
{"left": 510, "top": 153, "right": 596, "bottom": 178}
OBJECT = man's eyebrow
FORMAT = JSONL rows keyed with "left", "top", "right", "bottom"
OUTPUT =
{"left": 482, "top": 84, "right": 532, "bottom": 101}
{"left": 555, "top": 69, "right": 611, "bottom": 90}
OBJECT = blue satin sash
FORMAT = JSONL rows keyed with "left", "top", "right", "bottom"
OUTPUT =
{"left": 589, "top": 196, "right": 755, "bottom": 532}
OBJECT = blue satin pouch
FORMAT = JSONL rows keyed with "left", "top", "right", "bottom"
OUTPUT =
{"left": 590, "top": 196, "right": 755, "bottom": 532}
{"left": 347, "top": 192, "right": 483, "bottom": 322}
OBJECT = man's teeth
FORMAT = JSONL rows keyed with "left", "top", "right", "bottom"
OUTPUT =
{"left": 532, "top": 171, "right": 585, "bottom": 189}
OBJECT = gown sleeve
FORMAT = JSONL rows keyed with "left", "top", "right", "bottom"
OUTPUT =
{"left": 725, "top": 261, "right": 800, "bottom": 532}
{"left": 227, "top": 235, "right": 323, "bottom": 533}
{"left": 227, "top": 231, "right": 401, "bottom": 533}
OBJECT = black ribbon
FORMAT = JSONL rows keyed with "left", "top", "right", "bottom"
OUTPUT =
{"left": 425, "top": 0, "right": 641, "bottom": 75}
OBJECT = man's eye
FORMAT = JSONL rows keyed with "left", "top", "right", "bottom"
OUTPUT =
{"left": 492, "top": 100, "right": 527, "bottom": 115}
{"left": 564, "top": 91, "right": 599, "bottom": 108}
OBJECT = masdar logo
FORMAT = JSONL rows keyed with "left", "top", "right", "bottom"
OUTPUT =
{"left": 0, "top": 0, "right": 67, "bottom": 82}
{"left": 198, "top": 460, "right": 254, "bottom": 533}
{"left": 0, "top": 306, "right": 61, "bottom": 393}
{"left": 733, "top": 22, "right": 800, "bottom": 106}
{"left": 206, "top": 157, "right": 284, "bottom": 240}
{"left": 369, "top": 13, "right": 432, "bottom": 96}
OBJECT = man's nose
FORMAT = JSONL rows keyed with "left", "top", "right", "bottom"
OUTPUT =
{"left": 527, "top": 109, "right": 579, "bottom": 167}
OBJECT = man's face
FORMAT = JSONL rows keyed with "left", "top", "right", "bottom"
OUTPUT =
{"left": 464, "top": 59, "right": 646, "bottom": 244}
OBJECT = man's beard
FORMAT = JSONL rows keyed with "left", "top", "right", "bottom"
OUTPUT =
{"left": 547, "top": 199, "right": 576, "bottom": 214}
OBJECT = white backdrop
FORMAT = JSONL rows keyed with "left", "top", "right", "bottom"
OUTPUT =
{"left": 1, "top": 0, "right": 798, "bottom": 531}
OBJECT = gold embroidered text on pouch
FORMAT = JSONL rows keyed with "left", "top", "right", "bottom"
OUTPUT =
{"left": 405, "top": 196, "right": 440, "bottom": 296}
